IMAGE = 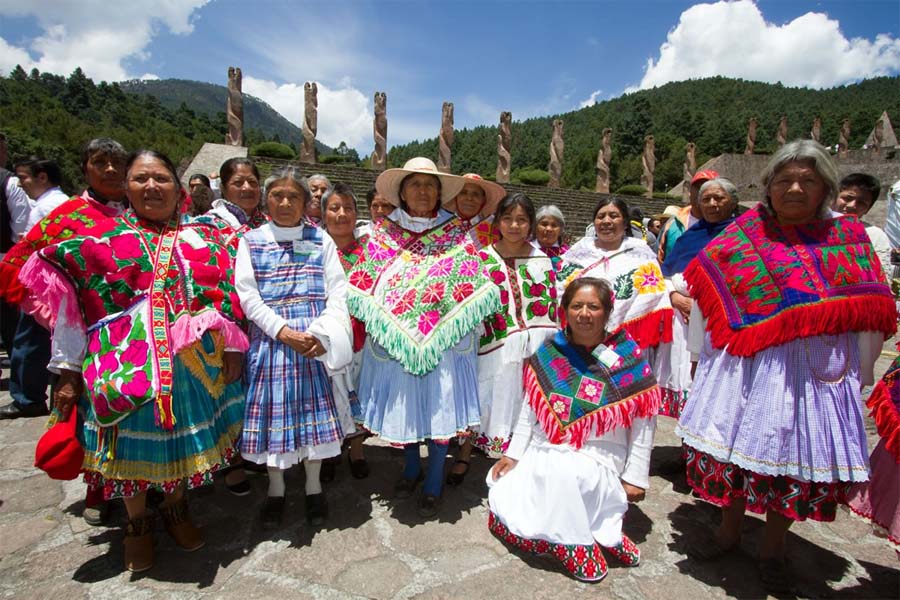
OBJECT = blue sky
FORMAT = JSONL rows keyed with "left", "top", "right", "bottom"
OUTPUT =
{"left": 1, "top": 0, "right": 898, "bottom": 154}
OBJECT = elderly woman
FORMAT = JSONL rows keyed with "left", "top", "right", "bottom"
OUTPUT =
{"left": 444, "top": 172, "right": 506, "bottom": 247}
{"left": 487, "top": 277, "right": 658, "bottom": 582}
{"left": 306, "top": 174, "right": 332, "bottom": 227}
{"left": 559, "top": 198, "right": 672, "bottom": 350}
{"left": 677, "top": 140, "right": 896, "bottom": 591}
{"left": 19, "top": 150, "right": 248, "bottom": 572}
{"left": 345, "top": 157, "right": 499, "bottom": 517}
{"left": 322, "top": 182, "right": 372, "bottom": 479}
{"left": 235, "top": 167, "right": 351, "bottom": 528}
{"left": 448, "top": 193, "right": 558, "bottom": 486}
{"left": 533, "top": 205, "right": 569, "bottom": 271}
{"left": 655, "top": 178, "right": 737, "bottom": 418}
{"left": 207, "top": 157, "right": 268, "bottom": 239}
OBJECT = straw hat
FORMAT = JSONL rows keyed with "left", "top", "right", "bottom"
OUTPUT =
{"left": 443, "top": 173, "right": 507, "bottom": 218}
{"left": 375, "top": 157, "right": 465, "bottom": 206}
{"left": 661, "top": 205, "right": 682, "bottom": 218}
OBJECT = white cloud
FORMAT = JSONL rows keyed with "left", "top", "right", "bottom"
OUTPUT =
{"left": 243, "top": 77, "right": 373, "bottom": 151}
{"left": 139, "top": 73, "right": 160, "bottom": 81}
{"left": 0, "top": 0, "right": 208, "bottom": 81}
{"left": 579, "top": 90, "right": 603, "bottom": 109}
{"left": 631, "top": 0, "right": 900, "bottom": 91}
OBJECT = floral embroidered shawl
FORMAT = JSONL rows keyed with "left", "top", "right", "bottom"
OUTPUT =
{"left": 337, "top": 234, "right": 369, "bottom": 353}
{"left": 479, "top": 245, "right": 558, "bottom": 355}
{"left": 0, "top": 191, "right": 121, "bottom": 305}
{"left": 560, "top": 236, "right": 673, "bottom": 348}
{"left": 524, "top": 329, "right": 659, "bottom": 449}
{"left": 345, "top": 213, "right": 500, "bottom": 375}
{"left": 684, "top": 204, "right": 896, "bottom": 356}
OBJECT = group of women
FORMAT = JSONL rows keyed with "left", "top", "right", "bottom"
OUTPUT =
{"left": 6, "top": 139, "right": 898, "bottom": 591}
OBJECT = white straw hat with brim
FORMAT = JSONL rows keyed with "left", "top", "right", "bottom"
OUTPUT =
{"left": 375, "top": 157, "right": 465, "bottom": 206}
{"left": 662, "top": 205, "right": 682, "bottom": 218}
{"left": 443, "top": 173, "right": 507, "bottom": 218}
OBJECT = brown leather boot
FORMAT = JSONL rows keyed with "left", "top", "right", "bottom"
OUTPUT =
{"left": 123, "top": 515, "right": 154, "bottom": 572}
{"left": 159, "top": 499, "right": 204, "bottom": 551}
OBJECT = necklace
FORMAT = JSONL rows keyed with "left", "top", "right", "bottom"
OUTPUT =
{"left": 804, "top": 335, "right": 851, "bottom": 384}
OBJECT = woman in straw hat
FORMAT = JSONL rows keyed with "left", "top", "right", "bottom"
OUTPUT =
{"left": 344, "top": 157, "right": 500, "bottom": 517}
{"left": 444, "top": 172, "right": 506, "bottom": 248}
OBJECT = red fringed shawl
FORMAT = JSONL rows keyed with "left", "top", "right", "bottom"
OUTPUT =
{"left": 684, "top": 204, "right": 896, "bottom": 356}
{"left": 867, "top": 348, "right": 900, "bottom": 463}
{"left": 523, "top": 329, "right": 660, "bottom": 450}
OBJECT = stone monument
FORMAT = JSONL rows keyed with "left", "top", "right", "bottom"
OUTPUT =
{"left": 300, "top": 82, "right": 318, "bottom": 164}
{"left": 641, "top": 134, "right": 655, "bottom": 199}
{"left": 372, "top": 92, "right": 387, "bottom": 171}
{"left": 225, "top": 66, "right": 243, "bottom": 146}
{"left": 683, "top": 142, "right": 697, "bottom": 202}
{"left": 496, "top": 111, "right": 512, "bottom": 184}
{"left": 548, "top": 119, "right": 564, "bottom": 188}
{"left": 866, "top": 111, "right": 898, "bottom": 151}
{"left": 810, "top": 117, "right": 822, "bottom": 144}
{"left": 839, "top": 119, "right": 851, "bottom": 158}
{"left": 776, "top": 115, "right": 788, "bottom": 146}
{"left": 595, "top": 127, "right": 612, "bottom": 193}
{"left": 438, "top": 102, "right": 454, "bottom": 173}
{"left": 744, "top": 117, "right": 757, "bottom": 155}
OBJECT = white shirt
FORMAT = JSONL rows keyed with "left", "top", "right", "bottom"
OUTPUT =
{"left": 886, "top": 180, "right": 900, "bottom": 249}
{"left": 864, "top": 223, "right": 893, "bottom": 282}
{"left": 4, "top": 175, "right": 33, "bottom": 241}
{"left": 25, "top": 187, "right": 70, "bottom": 232}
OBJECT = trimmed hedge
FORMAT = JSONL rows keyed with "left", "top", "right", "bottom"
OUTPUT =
{"left": 250, "top": 141, "right": 296, "bottom": 160}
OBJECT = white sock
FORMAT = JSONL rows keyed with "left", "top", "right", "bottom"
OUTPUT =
{"left": 267, "top": 466, "right": 286, "bottom": 497}
{"left": 304, "top": 459, "right": 322, "bottom": 495}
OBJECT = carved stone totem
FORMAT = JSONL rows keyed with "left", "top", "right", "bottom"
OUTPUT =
{"left": 225, "top": 67, "right": 243, "bottom": 146}
{"left": 496, "top": 111, "right": 512, "bottom": 184}
{"left": 372, "top": 92, "right": 387, "bottom": 171}
{"left": 838, "top": 119, "right": 851, "bottom": 158}
{"left": 871, "top": 119, "right": 884, "bottom": 154}
{"left": 300, "top": 82, "right": 318, "bottom": 164}
{"left": 810, "top": 117, "right": 822, "bottom": 143}
{"left": 595, "top": 128, "right": 612, "bottom": 193}
{"left": 745, "top": 117, "right": 757, "bottom": 155}
{"left": 438, "top": 102, "right": 454, "bottom": 173}
{"left": 548, "top": 119, "right": 564, "bottom": 188}
{"left": 776, "top": 115, "right": 788, "bottom": 146}
{"left": 641, "top": 135, "right": 655, "bottom": 198}
{"left": 683, "top": 142, "right": 697, "bottom": 202}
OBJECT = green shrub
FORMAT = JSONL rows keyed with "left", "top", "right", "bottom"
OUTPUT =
{"left": 517, "top": 168, "right": 550, "bottom": 186}
{"left": 250, "top": 141, "right": 295, "bottom": 160}
{"left": 615, "top": 184, "right": 647, "bottom": 196}
{"left": 652, "top": 192, "right": 675, "bottom": 200}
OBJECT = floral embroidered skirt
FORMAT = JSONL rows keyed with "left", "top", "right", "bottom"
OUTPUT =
{"left": 683, "top": 445, "right": 850, "bottom": 522}
{"left": 80, "top": 332, "right": 244, "bottom": 499}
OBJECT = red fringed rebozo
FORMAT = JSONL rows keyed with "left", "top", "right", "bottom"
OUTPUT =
{"left": 867, "top": 352, "right": 900, "bottom": 463}
{"left": 684, "top": 204, "right": 896, "bottom": 356}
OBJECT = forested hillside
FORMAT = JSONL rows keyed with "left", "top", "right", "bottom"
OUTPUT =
{"left": 388, "top": 76, "right": 900, "bottom": 193}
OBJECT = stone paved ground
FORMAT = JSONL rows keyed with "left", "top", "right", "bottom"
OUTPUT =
{"left": 1, "top": 352, "right": 898, "bottom": 600}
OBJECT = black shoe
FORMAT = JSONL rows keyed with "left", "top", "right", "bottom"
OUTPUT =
{"left": 146, "top": 489, "right": 165, "bottom": 507}
{"left": 0, "top": 401, "right": 49, "bottom": 420}
{"left": 305, "top": 493, "right": 328, "bottom": 526}
{"left": 445, "top": 459, "right": 470, "bottom": 487}
{"left": 261, "top": 496, "right": 285, "bottom": 529}
{"left": 347, "top": 454, "right": 370, "bottom": 480}
{"left": 319, "top": 457, "right": 338, "bottom": 483}
{"left": 224, "top": 469, "right": 252, "bottom": 496}
{"left": 418, "top": 494, "right": 442, "bottom": 518}
{"left": 83, "top": 501, "right": 110, "bottom": 526}
{"left": 394, "top": 472, "right": 424, "bottom": 499}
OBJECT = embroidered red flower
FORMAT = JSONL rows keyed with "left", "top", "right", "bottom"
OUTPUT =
{"left": 417, "top": 310, "right": 440, "bottom": 335}
{"left": 391, "top": 289, "right": 417, "bottom": 316}
{"left": 528, "top": 282, "right": 546, "bottom": 297}
{"left": 121, "top": 370, "right": 151, "bottom": 397}
{"left": 108, "top": 264, "right": 152, "bottom": 293}
{"left": 121, "top": 340, "right": 149, "bottom": 367}
{"left": 349, "top": 270, "right": 374, "bottom": 291}
{"left": 574, "top": 545, "right": 587, "bottom": 565}
{"left": 531, "top": 301, "right": 549, "bottom": 317}
{"left": 490, "top": 270, "right": 507, "bottom": 285}
{"left": 191, "top": 263, "right": 221, "bottom": 288}
{"left": 109, "top": 234, "right": 144, "bottom": 260}
{"left": 452, "top": 282, "right": 474, "bottom": 302}
{"left": 422, "top": 281, "right": 445, "bottom": 304}
{"left": 81, "top": 239, "right": 118, "bottom": 273}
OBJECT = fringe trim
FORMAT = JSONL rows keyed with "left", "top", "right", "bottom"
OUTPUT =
{"left": 684, "top": 259, "right": 898, "bottom": 356}
{"left": 347, "top": 285, "right": 499, "bottom": 376}
{"left": 169, "top": 310, "right": 249, "bottom": 355}
{"left": 866, "top": 381, "right": 900, "bottom": 463}
{"left": 523, "top": 365, "right": 660, "bottom": 450}
{"left": 619, "top": 308, "right": 674, "bottom": 348}
{"left": 17, "top": 254, "right": 82, "bottom": 331}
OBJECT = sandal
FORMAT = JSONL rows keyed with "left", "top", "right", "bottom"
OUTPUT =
{"left": 445, "top": 459, "right": 470, "bottom": 487}
{"left": 759, "top": 557, "right": 794, "bottom": 594}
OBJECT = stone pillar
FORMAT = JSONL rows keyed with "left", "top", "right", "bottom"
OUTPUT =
{"left": 496, "top": 111, "right": 512, "bottom": 184}
{"left": 744, "top": 117, "right": 757, "bottom": 155}
{"left": 300, "top": 82, "right": 318, "bottom": 164}
{"left": 776, "top": 115, "right": 788, "bottom": 147}
{"left": 865, "top": 111, "right": 896, "bottom": 153}
{"left": 372, "top": 92, "right": 387, "bottom": 171}
{"left": 683, "top": 142, "right": 697, "bottom": 202}
{"left": 548, "top": 119, "right": 564, "bottom": 188}
{"left": 438, "top": 102, "right": 454, "bottom": 173}
{"left": 810, "top": 117, "right": 822, "bottom": 144}
{"left": 225, "top": 66, "right": 243, "bottom": 146}
{"left": 595, "top": 127, "right": 612, "bottom": 193}
{"left": 838, "top": 119, "right": 851, "bottom": 158}
{"left": 641, "top": 134, "right": 655, "bottom": 199}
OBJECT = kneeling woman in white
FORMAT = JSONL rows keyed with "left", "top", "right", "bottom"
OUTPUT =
{"left": 235, "top": 167, "right": 352, "bottom": 528}
{"left": 487, "top": 277, "right": 658, "bottom": 582}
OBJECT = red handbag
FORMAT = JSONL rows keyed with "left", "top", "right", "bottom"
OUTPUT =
{"left": 34, "top": 409, "right": 84, "bottom": 480}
